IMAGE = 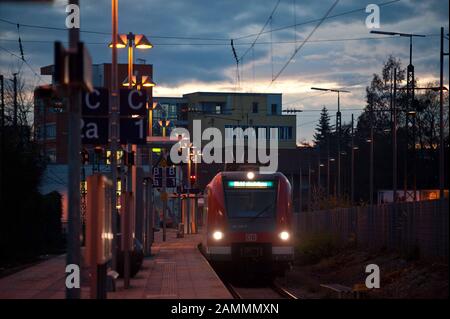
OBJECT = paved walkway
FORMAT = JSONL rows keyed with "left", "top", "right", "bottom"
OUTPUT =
{"left": 110, "top": 229, "right": 232, "bottom": 299}
{"left": 0, "top": 228, "right": 231, "bottom": 299}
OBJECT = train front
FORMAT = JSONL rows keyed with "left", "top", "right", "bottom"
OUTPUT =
{"left": 204, "top": 171, "right": 294, "bottom": 277}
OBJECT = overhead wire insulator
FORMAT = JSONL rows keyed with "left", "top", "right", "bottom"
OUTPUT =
{"left": 17, "top": 24, "right": 25, "bottom": 61}
{"left": 231, "top": 39, "right": 240, "bottom": 89}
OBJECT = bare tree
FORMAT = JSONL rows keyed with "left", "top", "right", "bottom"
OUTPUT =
{"left": 3, "top": 70, "right": 35, "bottom": 128}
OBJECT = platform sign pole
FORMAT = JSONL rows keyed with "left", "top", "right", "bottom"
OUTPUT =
{"left": 147, "top": 149, "right": 154, "bottom": 254}
{"left": 162, "top": 150, "right": 167, "bottom": 242}
{"left": 110, "top": 0, "right": 119, "bottom": 273}
{"left": 121, "top": 191, "right": 133, "bottom": 289}
{"left": 66, "top": 0, "right": 81, "bottom": 300}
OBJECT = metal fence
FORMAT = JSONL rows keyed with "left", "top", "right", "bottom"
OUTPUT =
{"left": 294, "top": 199, "right": 449, "bottom": 259}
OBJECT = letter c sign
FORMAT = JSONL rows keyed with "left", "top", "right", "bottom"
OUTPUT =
{"left": 120, "top": 88, "right": 147, "bottom": 116}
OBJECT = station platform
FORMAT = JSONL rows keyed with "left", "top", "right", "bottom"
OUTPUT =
{"left": 0, "top": 228, "right": 232, "bottom": 299}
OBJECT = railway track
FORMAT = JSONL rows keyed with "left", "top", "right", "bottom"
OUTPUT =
{"left": 225, "top": 281, "right": 298, "bottom": 299}
{"left": 198, "top": 244, "right": 298, "bottom": 300}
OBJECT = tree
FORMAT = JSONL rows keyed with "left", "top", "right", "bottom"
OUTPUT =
{"left": 350, "top": 56, "right": 449, "bottom": 203}
{"left": 3, "top": 70, "right": 34, "bottom": 127}
{"left": 313, "top": 106, "right": 332, "bottom": 147}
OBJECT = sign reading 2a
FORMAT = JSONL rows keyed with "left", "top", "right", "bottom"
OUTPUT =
{"left": 81, "top": 117, "right": 109, "bottom": 145}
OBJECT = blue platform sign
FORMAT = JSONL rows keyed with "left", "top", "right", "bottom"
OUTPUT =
{"left": 82, "top": 87, "right": 109, "bottom": 116}
{"left": 81, "top": 117, "right": 109, "bottom": 145}
{"left": 119, "top": 89, "right": 147, "bottom": 116}
{"left": 120, "top": 117, "right": 147, "bottom": 144}
{"left": 153, "top": 167, "right": 177, "bottom": 188}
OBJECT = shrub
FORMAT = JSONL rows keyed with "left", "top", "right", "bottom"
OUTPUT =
{"left": 295, "top": 233, "right": 340, "bottom": 264}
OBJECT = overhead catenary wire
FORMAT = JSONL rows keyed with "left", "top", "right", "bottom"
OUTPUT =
{"left": 0, "top": 0, "right": 401, "bottom": 43}
{"left": 0, "top": 35, "right": 439, "bottom": 47}
{"left": 270, "top": 0, "right": 340, "bottom": 86}
{"left": 0, "top": 45, "right": 45, "bottom": 86}
{"left": 234, "top": 0, "right": 402, "bottom": 41}
{"left": 237, "top": 0, "right": 282, "bottom": 63}
{"left": 0, "top": 17, "right": 230, "bottom": 42}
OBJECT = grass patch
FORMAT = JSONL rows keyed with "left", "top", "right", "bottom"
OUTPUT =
{"left": 295, "top": 233, "right": 340, "bottom": 265}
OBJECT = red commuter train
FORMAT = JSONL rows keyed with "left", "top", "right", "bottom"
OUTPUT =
{"left": 201, "top": 171, "right": 294, "bottom": 278}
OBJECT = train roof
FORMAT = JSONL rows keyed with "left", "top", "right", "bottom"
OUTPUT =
{"left": 217, "top": 171, "right": 286, "bottom": 180}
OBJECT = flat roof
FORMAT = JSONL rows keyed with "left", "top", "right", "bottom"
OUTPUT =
{"left": 183, "top": 92, "right": 282, "bottom": 97}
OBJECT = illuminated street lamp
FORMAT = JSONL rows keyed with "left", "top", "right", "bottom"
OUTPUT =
{"left": 109, "top": 32, "right": 155, "bottom": 89}
{"left": 122, "top": 74, "right": 156, "bottom": 88}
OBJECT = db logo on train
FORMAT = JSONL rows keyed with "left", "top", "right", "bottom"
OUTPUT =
{"left": 245, "top": 233, "right": 257, "bottom": 242}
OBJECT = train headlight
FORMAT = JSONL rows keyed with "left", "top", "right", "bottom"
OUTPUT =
{"left": 212, "top": 231, "right": 224, "bottom": 241}
{"left": 247, "top": 171, "right": 255, "bottom": 180}
{"left": 279, "top": 231, "right": 290, "bottom": 241}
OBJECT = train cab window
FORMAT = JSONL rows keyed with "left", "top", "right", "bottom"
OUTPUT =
{"left": 224, "top": 181, "right": 277, "bottom": 219}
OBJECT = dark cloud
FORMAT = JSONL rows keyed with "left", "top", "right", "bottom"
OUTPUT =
{"left": 0, "top": 0, "right": 448, "bottom": 141}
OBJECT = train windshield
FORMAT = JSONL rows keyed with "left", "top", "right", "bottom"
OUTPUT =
{"left": 224, "top": 181, "right": 277, "bottom": 219}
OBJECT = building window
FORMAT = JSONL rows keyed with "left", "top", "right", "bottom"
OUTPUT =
{"left": 252, "top": 102, "right": 258, "bottom": 114}
{"left": 38, "top": 123, "right": 56, "bottom": 140}
{"left": 287, "top": 126, "right": 293, "bottom": 140}
{"left": 276, "top": 126, "right": 294, "bottom": 140}
{"left": 271, "top": 104, "right": 278, "bottom": 115}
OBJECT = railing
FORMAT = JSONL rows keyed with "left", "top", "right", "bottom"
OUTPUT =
{"left": 294, "top": 199, "right": 449, "bottom": 259}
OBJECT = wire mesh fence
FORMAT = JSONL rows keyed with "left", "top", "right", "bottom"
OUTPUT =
{"left": 294, "top": 199, "right": 449, "bottom": 259}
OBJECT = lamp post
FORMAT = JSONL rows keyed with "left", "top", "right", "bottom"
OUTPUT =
{"left": 393, "top": 68, "right": 398, "bottom": 202}
{"left": 350, "top": 114, "right": 355, "bottom": 205}
{"left": 110, "top": 0, "right": 119, "bottom": 275}
{"left": 311, "top": 87, "right": 350, "bottom": 200}
{"left": 328, "top": 157, "right": 335, "bottom": 198}
{"left": 370, "top": 30, "right": 425, "bottom": 201}
{"left": 367, "top": 135, "right": 374, "bottom": 205}
{"left": 110, "top": 32, "right": 154, "bottom": 87}
{"left": 66, "top": 0, "right": 81, "bottom": 300}
{"left": 318, "top": 161, "right": 324, "bottom": 190}
{"left": 109, "top": 31, "right": 153, "bottom": 287}
{"left": 370, "top": 31, "right": 425, "bottom": 105}
{"left": 395, "top": 85, "right": 448, "bottom": 201}
{"left": 308, "top": 164, "right": 312, "bottom": 211}
{"left": 439, "top": 27, "right": 449, "bottom": 204}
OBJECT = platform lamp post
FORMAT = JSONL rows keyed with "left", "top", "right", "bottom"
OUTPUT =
{"left": 311, "top": 87, "right": 350, "bottom": 200}
{"left": 109, "top": 32, "right": 153, "bottom": 288}
{"left": 370, "top": 30, "right": 425, "bottom": 201}
{"left": 439, "top": 27, "right": 449, "bottom": 205}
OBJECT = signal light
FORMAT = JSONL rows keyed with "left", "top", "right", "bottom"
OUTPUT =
{"left": 189, "top": 174, "right": 197, "bottom": 186}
